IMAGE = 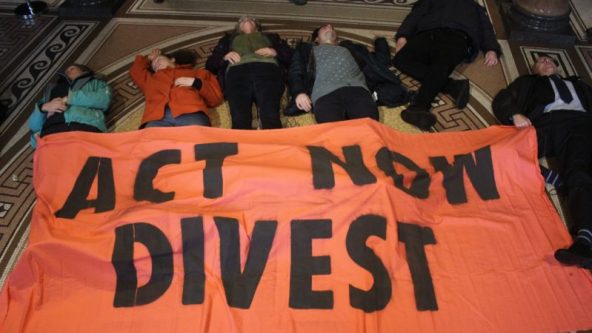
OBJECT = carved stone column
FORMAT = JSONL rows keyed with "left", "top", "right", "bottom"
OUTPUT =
{"left": 500, "top": 0, "right": 575, "bottom": 45}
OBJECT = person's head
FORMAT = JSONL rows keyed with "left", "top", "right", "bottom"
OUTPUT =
{"left": 236, "top": 16, "right": 262, "bottom": 34}
{"left": 169, "top": 49, "right": 198, "bottom": 67}
{"left": 64, "top": 64, "right": 93, "bottom": 80}
{"left": 151, "top": 55, "right": 176, "bottom": 72}
{"left": 312, "top": 24, "right": 337, "bottom": 44}
{"left": 533, "top": 54, "right": 559, "bottom": 76}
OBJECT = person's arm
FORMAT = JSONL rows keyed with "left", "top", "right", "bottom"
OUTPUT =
{"left": 205, "top": 34, "right": 231, "bottom": 74}
{"left": 129, "top": 54, "right": 151, "bottom": 92}
{"left": 287, "top": 43, "right": 313, "bottom": 112}
{"left": 395, "top": 0, "right": 431, "bottom": 41}
{"left": 576, "top": 78, "right": 592, "bottom": 112}
{"left": 68, "top": 79, "right": 112, "bottom": 112}
{"left": 29, "top": 100, "right": 47, "bottom": 137}
{"left": 492, "top": 79, "right": 526, "bottom": 126}
{"left": 477, "top": 5, "right": 501, "bottom": 61}
{"left": 28, "top": 93, "right": 53, "bottom": 148}
{"left": 270, "top": 34, "right": 294, "bottom": 68}
{"left": 194, "top": 69, "right": 224, "bottom": 108}
{"left": 288, "top": 42, "right": 309, "bottom": 98}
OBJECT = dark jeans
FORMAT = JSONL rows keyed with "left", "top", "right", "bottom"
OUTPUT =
{"left": 144, "top": 107, "right": 210, "bottom": 128}
{"left": 535, "top": 111, "right": 592, "bottom": 234}
{"left": 41, "top": 114, "right": 101, "bottom": 138}
{"left": 313, "top": 86, "right": 378, "bottom": 124}
{"left": 393, "top": 29, "right": 469, "bottom": 108}
{"left": 225, "top": 62, "right": 283, "bottom": 129}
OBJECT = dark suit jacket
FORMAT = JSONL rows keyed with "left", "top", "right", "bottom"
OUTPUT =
{"left": 492, "top": 74, "right": 592, "bottom": 125}
{"left": 395, "top": 0, "right": 501, "bottom": 62}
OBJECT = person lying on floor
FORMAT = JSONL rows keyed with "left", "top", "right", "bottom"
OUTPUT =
{"left": 393, "top": 0, "right": 501, "bottom": 131}
{"left": 287, "top": 24, "right": 412, "bottom": 121}
{"left": 206, "top": 16, "right": 292, "bottom": 130}
{"left": 130, "top": 48, "right": 223, "bottom": 128}
{"left": 28, "top": 64, "right": 112, "bottom": 148}
{"left": 492, "top": 54, "right": 592, "bottom": 269}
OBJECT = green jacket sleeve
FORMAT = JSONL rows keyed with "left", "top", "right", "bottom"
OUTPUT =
{"left": 28, "top": 97, "right": 49, "bottom": 148}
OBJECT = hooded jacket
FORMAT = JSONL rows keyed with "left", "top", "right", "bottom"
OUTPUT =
{"left": 28, "top": 72, "right": 111, "bottom": 148}
{"left": 130, "top": 55, "right": 224, "bottom": 126}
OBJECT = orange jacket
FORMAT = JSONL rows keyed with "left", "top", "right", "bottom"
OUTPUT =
{"left": 130, "top": 55, "right": 224, "bottom": 126}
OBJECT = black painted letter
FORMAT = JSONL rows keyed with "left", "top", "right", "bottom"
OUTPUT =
{"left": 290, "top": 219, "right": 333, "bottom": 309}
{"left": 397, "top": 222, "right": 437, "bottom": 311}
{"left": 307, "top": 145, "right": 376, "bottom": 189}
{"left": 55, "top": 157, "right": 115, "bottom": 219}
{"left": 430, "top": 145, "right": 500, "bottom": 204}
{"left": 346, "top": 214, "right": 391, "bottom": 312}
{"left": 112, "top": 223, "right": 174, "bottom": 307}
{"left": 195, "top": 143, "right": 238, "bottom": 199}
{"left": 215, "top": 217, "right": 277, "bottom": 309}
{"left": 134, "top": 149, "right": 181, "bottom": 203}
{"left": 181, "top": 217, "right": 205, "bottom": 305}
{"left": 376, "top": 147, "right": 430, "bottom": 198}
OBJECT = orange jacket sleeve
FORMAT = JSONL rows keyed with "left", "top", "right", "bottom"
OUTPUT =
{"left": 195, "top": 69, "right": 224, "bottom": 108}
{"left": 129, "top": 55, "right": 150, "bottom": 92}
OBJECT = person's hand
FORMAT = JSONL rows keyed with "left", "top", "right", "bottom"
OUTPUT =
{"left": 512, "top": 114, "right": 531, "bottom": 128}
{"left": 295, "top": 93, "right": 312, "bottom": 112}
{"left": 255, "top": 47, "right": 277, "bottom": 57}
{"left": 147, "top": 48, "right": 161, "bottom": 61}
{"left": 395, "top": 37, "right": 407, "bottom": 53}
{"left": 175, "top": 77, "right": 195, "bottom": 87}
{"left": 223, "top": 51, "right": 241, "bottom": 64}
{"left": 41, "top": 97, "right": 67, "bottom": 115}
{"left": 484, "top": 51, "right": 498, "bottom": 67}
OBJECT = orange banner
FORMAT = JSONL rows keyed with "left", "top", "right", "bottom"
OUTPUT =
{"left": 1, "top": 119, "right": 591, "bottom": 332}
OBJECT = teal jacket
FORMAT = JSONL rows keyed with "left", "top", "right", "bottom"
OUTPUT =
{"left": 28, "top": 73, "right": 112, "bottom": 148}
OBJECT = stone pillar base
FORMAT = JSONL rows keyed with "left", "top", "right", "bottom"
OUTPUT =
{"left": 500, "top": 2, "right": 576, "bottom": 46}
{"left": 58, "top": 0, "right": 125, "bottom": 17}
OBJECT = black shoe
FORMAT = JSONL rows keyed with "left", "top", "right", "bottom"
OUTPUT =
{"left": 554, "top": 240, "right": 592, "bottom": 268}
{"left": 401, "top": 105, "right": 436, "bottom": 131}
{"left": 291, "top": 0, "right": 307, "bottom": 4}
{"left": 444, "top": 79, "right": 470, "bottom": 109}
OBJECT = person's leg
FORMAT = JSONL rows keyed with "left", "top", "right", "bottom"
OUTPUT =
{"left": 412, "top": 31, "right": 468, "bottom": 109}
{"left": 225, "top": 65, "right": 254, "bottom": 129}
{"left": 392, "top": 33, "right": 431, "bottom": 82}
{"left": 171, "top": 111, "right": 211, "bottom": 127}
{"left": 144, "top": 107, "right": 175, "bottom": 128}
{"left": 552, "top": 119, "right": 592, "bottom": 267}
{"left": 252, "top": 63, "right": 283, "bottom": 129}
{"left": 313, "top": 89, "right": 347, "bottom": 124}
{"left": 343, "top": 87, "right": 378, "bottom": 121}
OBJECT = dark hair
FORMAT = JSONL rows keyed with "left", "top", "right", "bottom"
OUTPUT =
{"left": 169, "top": 49, "right": 198, "bottom": 66}
{"left": 311, "top": 27, "right": 321, "bottom": 41}
{"left": 70, "top": 63, "right": 94, "bottom": 75}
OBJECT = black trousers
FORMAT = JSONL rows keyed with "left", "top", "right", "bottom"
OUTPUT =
{"left": 313, "top": 86, "right": 378, "bottom": 124}
{"left": 41, "top": 122, "right": 101, "bottom": 137}
{"left": 393, "top": 29, "right": 469, "bottom": 108}
{"left": 225, "top": 62, "right": 283, "bottom": 129}
{"left": 535, "top": 111, "right": 592, "bottom": 234}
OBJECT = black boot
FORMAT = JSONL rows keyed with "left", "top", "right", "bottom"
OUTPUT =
{"left": 554, "top": 239, "right": 592, "bottom": 268}
{"left": 400, "top": 105, "right": 436, "bottom": 131}
{"left": 443, "top": 79, "right": 470, "bottom": 109}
